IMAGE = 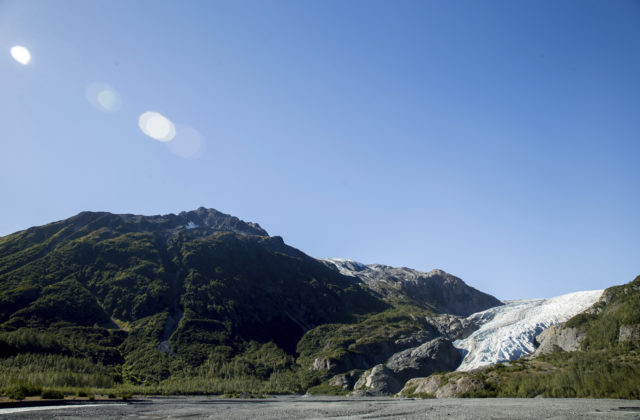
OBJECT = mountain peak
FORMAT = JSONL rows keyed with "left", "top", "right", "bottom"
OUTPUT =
{"left": 176, "top": 207, "right": 268, "bottom": 236}
{"left": 67, "top": 207, "right": 269, "bottom": 237}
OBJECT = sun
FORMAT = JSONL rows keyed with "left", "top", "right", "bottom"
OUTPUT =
{"left": 10, "top": 46, "right": 31, "bottom": 65}
{"left": 138, "top": 111, "right": 176, "bottom": 142}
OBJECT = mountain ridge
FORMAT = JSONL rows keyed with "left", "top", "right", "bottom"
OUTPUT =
{"left": 0, "top": 207, "right": 504, "bottom": 396}
{"left": 2, "top": 207, "right": 632, "bottom": 400}
{"left": 320, "top": 258, "right": 502, "bottom": 317}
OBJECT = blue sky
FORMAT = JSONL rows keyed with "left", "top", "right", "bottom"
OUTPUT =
{"left": 1, "top": 0, "right": 638, "bottom": 300}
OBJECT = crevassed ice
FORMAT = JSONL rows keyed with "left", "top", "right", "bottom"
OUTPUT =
{"left": 454, "top": 289, "right": 603, "bottom": 371}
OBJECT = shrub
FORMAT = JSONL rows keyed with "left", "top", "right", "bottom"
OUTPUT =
{"left": 5, "top": 383, "right": 42, "bottom": 400}
{"left": 5, "top": 386, "right": 25, "bottom": 400}
{"left": 41, "top": 389, "right": 65, "bottom": 399}
{"left": 306, "top": 381, "right": 349, "bottom": 396}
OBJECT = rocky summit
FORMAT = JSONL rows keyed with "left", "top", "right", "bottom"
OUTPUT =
{"left": 0, "top": 208, "right": 504, "bottom": 396}
{"left": 0, "top": 208, "right": 636, "bottom": 399}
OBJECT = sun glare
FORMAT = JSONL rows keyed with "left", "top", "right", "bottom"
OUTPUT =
{"left": 86, "top": 82, "right": 122, "bottom": 113}
{"left": 10, "top": 46, "right": 31, "bottom": 65}
{"left": 168, "top": 126, "right": 206, "bottom": 158}
{"left": 139, "top": 111, "right": 176, "bottom": 142}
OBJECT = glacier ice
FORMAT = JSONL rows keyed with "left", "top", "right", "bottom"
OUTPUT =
{"left": 454, "top": 289, "right": 603, "bottom": 371}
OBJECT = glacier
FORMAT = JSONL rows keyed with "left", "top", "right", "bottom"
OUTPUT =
{"left": 454, "top": 289, "right": 603, "bottom": 371}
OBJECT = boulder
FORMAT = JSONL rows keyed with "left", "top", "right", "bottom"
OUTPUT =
{"left": 385, "top": 337, "right": 461, "bottom": 384}
{"left": 400, "top": 374, "right": 483, "bottom": 398}
{"left": 352, "top": 337, "right": 462, "bottom": 395}
{"left": 328, "top": 371, "right": 361, "bottom": 390}
{"left": 533, "top": 325, "right": 585, "bottom": 356}
{"left": 353, "top": 364, "right": 402, "bottom": 395}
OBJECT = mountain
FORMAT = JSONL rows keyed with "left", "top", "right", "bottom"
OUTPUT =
{"left": 0, "top": 208, "right": 503, "bottom": 398}
{"left": 399, "top": 276, "right": 640, "bottom": 399}
{"left": 320, "top": 258, "right": 502, "bottom": 316}
{"left": 5, "top": 207, "right": 635, "bottom": 400}
{"left": 454, "top": 290, "right": 603, "bottom": 371}
{"left": 0, "top": 208, "right": 390, "bottom": 385}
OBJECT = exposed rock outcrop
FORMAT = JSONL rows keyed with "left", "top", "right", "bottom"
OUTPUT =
{"left": 353, "top": 338, "right": 461, "bottom": 395}
{"left": 428, "top": 313, "right": 477, "bottom": 341}
{"left": 353, "top": 364, "right": 402, "bottom": 395}
{"left": 619, "top": 324, "right": 640, "bottom": 345}
{"left": 320, "top": 259, "right": 502, "bottom": 316}
{"left": 400, "top": 373, "right": 483, "bottom": 398}
{"left": 310, "top": 329, "right": 440, "bottom": 373}
{"left": 312, "top": 357, "right": 336, "bottom": 371}
{"left": 106, "top": 207, "right": 269, "bottom": 237}
{"left": 328, "top": 371, "right": 361, "bottom": 390}
{"left": 385, "top": 338, "right": 461, "bottom": 384}
{"left": 533, "top": 325, "right": 585, "bottom": 356}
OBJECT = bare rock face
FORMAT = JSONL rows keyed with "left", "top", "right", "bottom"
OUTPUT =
{"left": 329, "top": 371, "right": 361, "bottom": 391}
{"left": 352, "top": 338, "right": 461, "bottom": 395}
{"left": 312, "top": 357, "right": 336, "bottom": 371}
{"left": 109, "top": 207, "right": 269, "bottom": 237}
{"left": 533, "top": 325, "right": 585, "bottom": 356}
{"left": 320, "top": 259, "right": 503, "bottom": 317}
{"left": 353, "top": 364, "right": 402, "bottom": 395}
{"left": 310, "top": 329, "right": 440, "bottom": 373}
{"left": 401, "top": 374, "right": 483, "bottom": 398}
{"left": 427, "top": 313, "right": 477, "bottom": 341}
{"left": 385, "top": 338, "right": 461, "bottom": 384}
{"left": 403, "top": 375, "right": 442, "bottom": 395}
{"left": 619, "top": 324, "right": 640, "bottom": 345}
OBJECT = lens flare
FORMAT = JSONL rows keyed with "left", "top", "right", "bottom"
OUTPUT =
{"left": 168, "top": 126, "right": 206, "bottom": 159}
{"left": 10, "top": 46, "right": 31, "bottom": 65}
{"left": 138, "top": 111, "right": 176, "bottom": 142}
{"left": 86, "top": 83, "right": 122, "bottom": 112}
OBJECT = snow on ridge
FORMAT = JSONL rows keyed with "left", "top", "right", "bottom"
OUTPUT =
{"left": 454, "top": 289, "right": 603, "bottom": 371}
{"left": 319, "top": 258, "right": 368, "bottom": 276}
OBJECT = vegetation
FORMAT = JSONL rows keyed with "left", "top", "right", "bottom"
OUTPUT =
{"left": 297, "top": 305, "right": 436, "bottom": 368}
{"left": 306, "top": 381, "right": 350, "bottom": 396}
{"left": 453, "top": 349, "right": 640, "bottom": 399}
{"left": 0, "top": 211, "right": 388, "bottom": 398}
{"left": 0, "top": 210, "right": 637, "bottom": 399}
{"left": 41, "top": 389, "right": 65, "bottom": 399}
{"left": 401, "top": 383, "right": 436, "bottom": 399}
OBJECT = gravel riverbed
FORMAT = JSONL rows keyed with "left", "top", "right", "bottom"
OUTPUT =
{"left": 1, "top": 396, "right": 639, "bottom": 419}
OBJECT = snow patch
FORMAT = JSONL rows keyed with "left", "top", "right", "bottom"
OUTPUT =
{"left": 454, "top": 289, "right": 603, "bottom": 371}
{"left": 185, "top": 221, "right": 198, "bottom": 229}
{"left": 319, "top": 258, "right": 368, "bottom": 276}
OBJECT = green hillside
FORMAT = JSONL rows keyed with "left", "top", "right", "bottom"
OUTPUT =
{"left": 0, "top": 208, "right": 464, "bottom": 398}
